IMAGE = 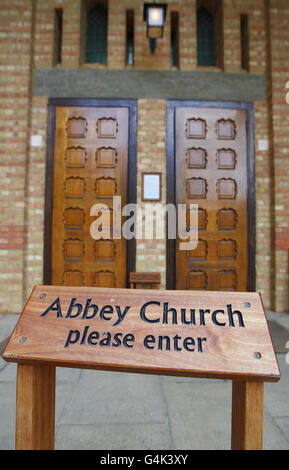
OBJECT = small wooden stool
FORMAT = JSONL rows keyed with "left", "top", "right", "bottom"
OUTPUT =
{"left": 129, "top": 272, "right": 161, "bottom": 289}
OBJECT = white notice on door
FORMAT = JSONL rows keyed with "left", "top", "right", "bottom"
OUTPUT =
{"left": 142, "top": 173, "right": 161, "bottom": 201}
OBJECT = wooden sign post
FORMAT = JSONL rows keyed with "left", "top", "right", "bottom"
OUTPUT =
{"left": 2, "top": 286, "right": 280, "bottom": 450}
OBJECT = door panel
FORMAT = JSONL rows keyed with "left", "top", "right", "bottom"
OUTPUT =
{"left": 52, "top": 106, "right": 129, "bottom": 287}
{"left": 175, "top": 107, "right": 248, "bottom": 291}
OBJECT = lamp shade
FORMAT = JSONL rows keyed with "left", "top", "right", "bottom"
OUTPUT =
{"left": 143, "top": 3, "right": 167, "bottom": 39}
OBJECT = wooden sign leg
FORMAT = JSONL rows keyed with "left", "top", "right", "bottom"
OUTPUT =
{"left": 15, "top": 364, "right": 56, "bottom": 450}
{"left": 231, "top": 380, "right": 264, "bottom": 450}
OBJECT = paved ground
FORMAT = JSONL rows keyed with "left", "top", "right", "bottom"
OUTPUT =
{"left": 0, "top": 311, "right": 289, "bottom": 450}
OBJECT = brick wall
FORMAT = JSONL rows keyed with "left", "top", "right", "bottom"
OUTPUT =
{"left": 0, "top": 0, "right": 288, "bottom": 313}
{"left": 223, "top": 0, "right": 266, "bottom": 73}
{"left": 267, "top": 0, "right": 289, "bottom": 311}
{"left": 33, "top": 0, "right": 268, "bottom": 72}
{"left": 23, "top": 96, "right": 48, "bottom": 300}
{"left": 254, "top": 101, "right": 272, "bottom": 308}
{"left": 34, "top": 0, "right": 54, "bottom": 68}
{"left": 0, "top": 0, "right": 35, "bottom": 312}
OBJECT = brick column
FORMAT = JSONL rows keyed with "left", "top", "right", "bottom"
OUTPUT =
{"left": 0, "top": 0, "right": 35, "bottom": 313}
{"left": 136, "top": 100, "right": 167, "bottom": 288}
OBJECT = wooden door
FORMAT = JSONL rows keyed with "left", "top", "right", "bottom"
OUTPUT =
{"left": 175, "top": 107, "right": 248, "bottom": 291}
{"left": 51, "top": 106, "right": 129, "bottom": 288}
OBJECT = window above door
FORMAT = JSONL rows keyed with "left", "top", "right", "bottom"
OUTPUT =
{"left": 196, "top": 0, "right": 223, "bottom": 69}
{"left": 84, "top": 0, "right": 108, "bottom": 64}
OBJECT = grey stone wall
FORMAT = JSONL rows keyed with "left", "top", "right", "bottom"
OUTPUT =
{"left": 34, "top": 69, "right": 267, "bottom": 102}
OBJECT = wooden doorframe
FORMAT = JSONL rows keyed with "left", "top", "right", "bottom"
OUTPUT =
{"left": 166, "top": 100, "right": 256, "bottom": 291}
{"left": 43, "top": 98, "right": 137, "bottom": 287}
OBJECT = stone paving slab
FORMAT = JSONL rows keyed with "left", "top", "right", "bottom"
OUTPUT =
{"left": 0, "top": 314, "right": 18, "bottom": 341}
{"left": 264, "top": 354, "right": 289, "bottom": 419}
{"left": 0, "top": 382, "right": 16, "bottom": 450}
{"left": 262, "top": 410, "right": 289, "bottom": 450}
{"left": 275, "top": 417, "right": 289, "bottom": 444}
{"left": 162, "top": 379, "right": 232, "bottom": 450}
{"left": 58, "top": 370, "right": 168, "bottom": 426}
{"left": 55, "top": 423, "right": 172, "bottom": 450}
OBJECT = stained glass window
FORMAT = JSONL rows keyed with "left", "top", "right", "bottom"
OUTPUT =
{"left": 85, "top": 2, "right": 108, "bottom": 64}
{"left": 53, "top": 9, "right": 63, "bottom": 65}
{"left": 170, "top": 11, "right": 179, "bottom": 67}
{"left": 197, "top": 6, "right": 216, "bottom": 66}
{"left": 126, "top": 10, "right": 134, "bottom": 65}
{"left": 241, "top": 14, "right": 249, "bottom": 71}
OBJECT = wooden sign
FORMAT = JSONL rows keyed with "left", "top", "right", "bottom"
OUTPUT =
{"left": 3, "top": 285, "right": 280, "bottom": 382}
